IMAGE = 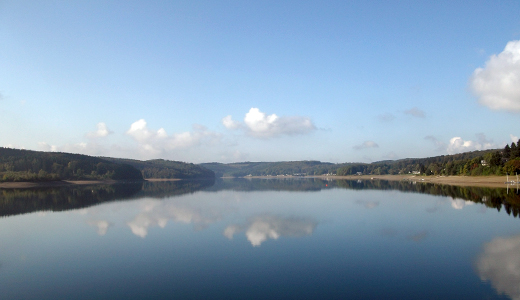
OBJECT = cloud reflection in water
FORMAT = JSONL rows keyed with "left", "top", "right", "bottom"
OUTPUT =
{"left": 476, "top": 234, "right": 520, "bottom": 300}
{"left": 127, "top": 199, "right": 224, "bottom": 238}
{"left": 88, "top": 220, "right": 113, "bottom": 236}
{"left": 224, "top": 214, "right": 318, "bottom": 246}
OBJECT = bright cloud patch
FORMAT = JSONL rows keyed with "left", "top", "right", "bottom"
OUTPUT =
{"left": 447, "top": 134, "right": 495, "bottom": 155}
{"left": 511, "top": 134, "right": 519, "bottom": 143}
{"left": 222, "top": 115, "right": 240, "bottom": 129}
{"left": 353, "top": 141, "right": 379, "bottom": 150}
{"left": 223, "top": 108, "right": 316, "bottom": 138}
{"left": 223, "top": 214, "right": 318, "bottom": 247}
{"left": 87, "top": 122, "right": 112, "bottom": 138}
{"left": 404, "top": 107, "right": 426, "bottom": 118}
{"left": 126, "top": 119, "right": 220, "bottom": 156}
{"left": 470, "top": 40, "right": 520, "bottom": 112}
{"left": 476, "top": 234, "right": 520, "bottom": 300}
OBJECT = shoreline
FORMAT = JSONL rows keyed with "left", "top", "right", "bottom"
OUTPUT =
{"left": 240, "top": 174, "right": 518, "bottom": 188}
{"left": 0, "top": 175, "right": 517, "bottom": 189}
{"left": 0, "top": 178, "right": 181, "bottom": 189}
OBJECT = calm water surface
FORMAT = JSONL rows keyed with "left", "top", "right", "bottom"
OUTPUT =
{"left": 1, "top": 178, "right": 520, "bottom": 299}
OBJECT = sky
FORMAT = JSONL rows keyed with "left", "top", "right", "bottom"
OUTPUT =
{"left": 1, "top": 0, "right": 520, "bottom": 164}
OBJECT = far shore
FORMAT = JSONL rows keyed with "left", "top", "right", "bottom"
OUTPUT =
{"left": 0, "top": 175, "right": 518, "bottom": 189}
{"left": 0, "top": 178, "right": 181, "bottom": 189}
{"left": 240, "top": 174, "right": 519, "bottom": 188}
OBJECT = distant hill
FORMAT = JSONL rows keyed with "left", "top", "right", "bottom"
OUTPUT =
{"left": 201, "top": 160, "right": 351, "bottom": 177}
{"left": 102, "top": 157, "right": 215, "bottom": 180}
{"left": 201, "top": 141, "right": 520, "bottom": 177}
{"left": 0, "top": 148, "right": 215, "bottom": 182}
{"left": 0, "top": 147, "right": 143, "bottom": 182}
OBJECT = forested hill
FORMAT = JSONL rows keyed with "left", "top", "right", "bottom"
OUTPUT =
{"left": 0, "top": 148, "right": 215, "bottom": 182}
{"left": 0, "top": 148, "right": 143, "bottom": 182}
{"left": 201, "top": 161, "right": 351, "bottom": 177}
{"left": 101, "top": 157, "right": 215, "bottom": 179}
{"left": 202, "top": 139, "right": 520, "bottom": 177}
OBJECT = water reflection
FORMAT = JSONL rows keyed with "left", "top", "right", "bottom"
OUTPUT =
{"left": 1, "top": 178, "right": 520, "bottom": 220}
{"left": 224, "top": 214, "right": 318, "bottom": 246}
{"left": 0, "top": 179, "right": 214, "bottom": 217}
{"left": 476, "top": 234, "right": 520, "bottom": 300}
{"left": 87, "top": 220, "right": 113, "bottom": 236}
{"left": 126, "top": 197, "right": 225, "bottom": 238}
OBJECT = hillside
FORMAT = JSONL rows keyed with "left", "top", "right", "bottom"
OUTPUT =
{"left": 0, "top": 148, "right": 215, "bottom": 182}
{"left": 201, "top": 160, "right": 351, "bottom": 177}
{"left": 202, "top": 140, "right": 520, "bottom": 178}
{"left": 0, "top": 148, "right": 143, "bottom": 182}
{"left": 102, "top": 157, "right": 215, "bottom": 179}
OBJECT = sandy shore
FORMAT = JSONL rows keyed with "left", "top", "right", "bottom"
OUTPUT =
{"left": 244, "top": 174, "right": 518, "bottom": 188}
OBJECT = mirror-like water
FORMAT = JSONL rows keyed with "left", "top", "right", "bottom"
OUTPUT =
{"left": 1, "top": 178, "right": 519, "bottom": 299}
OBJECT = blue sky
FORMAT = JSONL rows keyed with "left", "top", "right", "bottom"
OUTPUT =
{"left": 1, "top": 0, "right": 520, "bottom": 163}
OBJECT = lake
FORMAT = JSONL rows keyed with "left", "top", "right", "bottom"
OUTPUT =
{"left": 1, "top": 178, "right": 520, "bottom": 299}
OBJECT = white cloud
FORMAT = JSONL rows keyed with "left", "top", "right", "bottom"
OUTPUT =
{"left": 470, "top": 40, "right": 520, "bottom": 112}
{"left": 37, "top": 142, "right": 58, "bottom": 152}
{"left": 476, "top": 234, "right": 520, "bottom": 300}
{"left": 222, "top": 115, "right": 240, "bottom": 129}
{"left": 223, "top": 108, "right": 316, "bottom": 138}
{"left": 404, "top": 107, "right": 426, "bottom": 118}
{"left": 353, "top": 141, "right": 379, "bottom": 150}
{"left": 223, "top": 214, "right": 318, "bottom": 247}
{"left": 126, "top": 119, "right": 221, "bottom": 156}
{"left": 446, "top": 134, "right": 495, "bottom": 155}
{"left": 86, "top": 122, "right": 112, "bottom": 138}
{"left": 511, "top": 134, "right": 519, "bottom": 143}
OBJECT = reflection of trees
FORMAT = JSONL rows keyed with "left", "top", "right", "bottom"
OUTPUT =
{"left": 0, "top": 183, "right": 143, "bottom": 217}
{"left": 476, "top": 234, "right": 520, "bottom": 300}
{"left": 207, "top": 178, "right": 329, "bottom": 192}
{"left": 334, "top": 180, "right": 520, "bottom": 219}
{"left": 0, "top": 179, "right": 215, "bottom": 217}
{"left": 207, "top": 178, "right": 520, "bottom": 219}
{"left": 224, "top": 214, "right": 318, "bottom": 246}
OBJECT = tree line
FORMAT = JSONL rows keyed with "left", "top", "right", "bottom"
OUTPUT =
{"left": 0, "top": 148, "right": 143, "bottom": 182}
{"left": 337, "top": 139, "right": 520, "bottom": 176}
{"left": 0, "top": 148, "right": 215, "bottom": 182}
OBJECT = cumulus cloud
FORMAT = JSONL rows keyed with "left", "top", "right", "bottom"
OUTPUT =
{"left": 223, "top": 214, "right": 318, "bottom": 247}
{"left": 425, "top": 135, "right": 447, "bottom": 152}
{"left": 37, "top": 142, "right": 58, "bottom": 152}
{"left": 446, "top": 133, "right": 495, "bottom": 155}
{"left": 511, "top": 134, "right": 519, "bottom": 143}
{"left": 126, "top": 119, "right": 221, "bottom": 156}
{"left": 476, "top": 234, "right": 520, "bottom": 300}
{"left": 223, "top": 108, "right": 316, "bottom": 138}
{"left": 353, "top": 141, "right": 379, "bottom": 150}
{"left": 404, "top": 107, "right": 426, "bottom": 118}
{"left": 86, "top": 122, "right": 112, "bottom": 138}
{"left": 222, "top": 115, "right": 240, "bottom": 130}
{"left": 470, "top": 40, "right": 520, "bottom": 112}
